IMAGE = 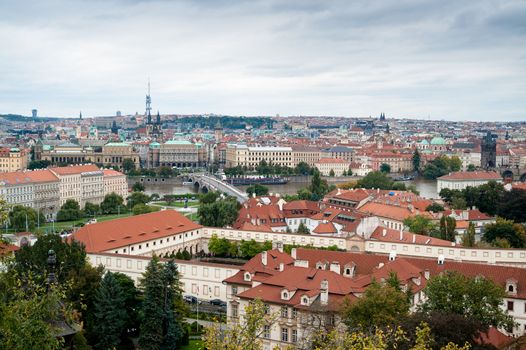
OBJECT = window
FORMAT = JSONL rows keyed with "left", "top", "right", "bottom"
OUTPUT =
{"left": 507, "top": 301, "right": 514, "bottom": 311}
{"left": 263, "top": 325, "right": 270, "bottom": 339}
{"left": 291, "top": 308, "right": 297, "bottom": 319}
{"left": 281, "top": 306, "right": 288, "bottom": 318}
{"left": 292, "top": 329, "right": 297, "bottom": 343}
{"left": 231, "top": 304, "right": 238, "bottom": 318}
{"left": 508, "top": 285, "right": 514, "bottom": 293}
{"left": 281, "top": 328, "right": 289, "bottom": 342}
{"left": 232, "top": 286, "right": 238, "bottom": 295}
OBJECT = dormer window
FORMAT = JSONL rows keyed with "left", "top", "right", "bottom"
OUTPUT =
{"left": 506, "top": 279, "right": 517, "bottom": 295}
{"left": 301, "top": 297, "right": 309, "bottom": 305}
{"left": 281, "top": 289, "right": 289, "bottom": 300}
{"left": 244, "top": 272, "right": 251, "bottom": 282}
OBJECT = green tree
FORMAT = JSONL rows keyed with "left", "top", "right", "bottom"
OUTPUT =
{"left": 127, "top": 191, "right": 151, "bottom": 209}
{"left": 451, "top": 196, "right": 467, "bottom": 210}
{"left": 296, "top": 187, "right": 313, "bottom": 200}
{"left": 246, "top": 184, "right": 269, "bottom": 197}
{"left": 342, "top": 169, "right": 347, "bottom": 176}
{"left": 309, "top": 170, "right": 330, "bottom": 200}
{"left": 420, "top": 271, "right": 515, "bottom": 331}
{"left": 132, "top": 182, "right": 145, "bottom": 192}
{"left": 8, "top": 205, "right": 38, "bottom": 231}
{"left": 449, "top": 156, "right": 462, "bottom": 172}
{"left": 199, "top": 191, "right": 219, "bottom": 204}
{"left": 439, "top": 216, "right": 456, "bottom": 241}
{"left": 197, "top": 198, "right": 239, "bottom": 227}
{"left": 483, "top": 217, "right": 526, "bottom": 248}
{"left": 295, "top": 162, "right": 312, "bottom": 176}
{"left": 498, "top": 188, "right": 526, "bottom": 222}
{"left": 122, "top": 158, "right": 136, "bottom": 173}
{"left": 203, "top": 298, "right": 277, "bottom": 350}
{"left": 238, "top": 240, "right": 271, "bottom": 259}
{"left": 355, "top": 171, "right": 394, "bottom": 190}
{"left": 57, "top": 199, "right": 83, "bottom": 222}
{"left": 139, "top": 257, "right": 185, "bottom": 350}
{"left": 93, "top": 272, "right": 127, "bottom": 350}
{"left": 461, "top": 222, "right": 476, "bottom": 247}
{"left": 84, "top": 202, "right": 100, "bottom": 217}
{"left": 329, "top": 169, "right": 336, "bottom": 177}
{"left": 403, "top": 215, "right": 435, "bottom": 236}
{"left": 412, "top": 149, "right": 421, "bottom": 172}
{"left": 343, "top": 279, "right": 410, "bottom": 331}
{"left": 133, "top": 203, "right": 154, "bottom": 215}
{"left": 100, "top": 193, "right": 126, "bottom": 215}
{"left": 467, "top": 164, "right": 476, "bottom": 172}
{"left": 380, "top": 163, "right": 391, "bottom": 173}
{"left": 425, "top": 202, "right": 444, "bottom": 213}
{"left": 208, "top": 234, "right": 233, "bottom": 257}
{"left": 297, "top": 222, "right": 310, "bottom": 234}
{"left": 28, "top": 159, "right": 51, "bottom": 170}
{"left": 157, "top": 166, "right": 174, "bottom": 178}
{"left": 0, "top": 277, "right": 70, "bottom": 350}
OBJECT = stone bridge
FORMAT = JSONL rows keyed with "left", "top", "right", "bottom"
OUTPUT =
{"left": 184, "top": 173, "right": 249, "bottom": 203}
{"left": 498, "top": 167, "right": 526, "bottom": 182}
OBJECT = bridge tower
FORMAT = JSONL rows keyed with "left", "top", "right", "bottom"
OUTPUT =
{"left": 481, "top": 131, "right": 497, "bottom": 169}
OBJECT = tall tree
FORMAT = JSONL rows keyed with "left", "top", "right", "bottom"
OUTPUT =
{"left": 139, "top": 257, "right": 185, "bottom": 350}
{"left": 246, "top": 184, "right": 269, "bottom": 197}
{"left": 127, "top": 191, "right": 151, "bottom": 209}
{"left": 498, "top": 188, "right": 526, "bottom": 223}
{"left": 380, "top": 163, "right": 391, "bottom": 173}
{"left": 100, "top": 193, "right": 125, "bottom": 214}
{"left": 122, "top": 158, "right": 136, "bottom": 173}
{"left": 93, "top": 272, "right": 127, "bottom": 350}
{"left": 412, "top": 149, "right": 421, "bottom": 172}
{"left": 420, "top": 271, "right": 515, "bottom": 331}
{"left": 132, "top": 182, "right": 145, "bottom": 192}
{"left": 461, "top": 222, "right": 476, "bottom": 247}
{"left": 309, "top": 170, "right": 329, "bottom": 200}
{"left": 57, "top": 199, "right": 83, "bottom": 222}
{"left": 343, "top": 279, "right": 410, "bottom": 331}
{"left": 403, "top": 215, "right": 435, "bottom": 236}
{"left": 197, "top": 198, "right": 239, "bottom": 227}
{"left": 483, "top": 217, "right": 526, "bottom": 248}
{"left": 8, "top": 205, "right": 38, "bottom": 231}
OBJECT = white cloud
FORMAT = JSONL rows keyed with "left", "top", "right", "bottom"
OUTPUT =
{"left": 0, "top": 0, "right": 524, "bottom": 120}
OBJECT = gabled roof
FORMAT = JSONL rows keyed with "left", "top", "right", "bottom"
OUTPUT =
{"left": 72, "top": 210, "right": 201, "bottom": 253}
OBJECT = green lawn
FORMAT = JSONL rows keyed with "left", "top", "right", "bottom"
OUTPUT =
{"left": 34, "top": 213, "right": 133, "bottom": 233}
{"left": 180, "top": 340, "right": 203, "bottom": 350}
{"left": 184, "top": 213, "right": 200, "bottom": 222}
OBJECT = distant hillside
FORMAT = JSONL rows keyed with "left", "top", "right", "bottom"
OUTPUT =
{"left": 0, "top": 114, "right": 60, "bottom": 122}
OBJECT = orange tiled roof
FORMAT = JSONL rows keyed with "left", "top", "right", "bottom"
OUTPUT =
{"left": 438, "top": 171, "right": 501, "bottom": 181}
{"left": 51, "top": 164, "right": 100, "bottom": 175}
{"left": 72, "top": 210, "right": 202, "bottom": 253}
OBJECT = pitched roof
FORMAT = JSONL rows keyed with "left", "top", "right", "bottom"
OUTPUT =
{"left": 51, "top": 164, "right": 101, "bottom": 175}
{"left": 72, "top": 210, "right": 202, "bottom": 253}
{"left": 369, "top": 226, "right": 455, "bottom": 247}
{"left": 438, "top": 171, "right": 501, "bottom": 181}
{"left": 102, "top": 169, "right": 125, "bottom": 177}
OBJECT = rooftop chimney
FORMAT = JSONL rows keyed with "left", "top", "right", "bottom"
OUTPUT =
{"left": 261, "top": 251, "right": 267, "bottom": 266}
{"left": 279, "top": 263, "right": 284, "bottom": 271}
{"left": 382, "top": 229, "right": 387, "bottom": 237}
{"left": 320, "top": 279, "right": 329, "bottom": 305}
{"left": 424, "top": 269, "right": 430, "bottom": 280}
{"left": 291, "top": 248, "right": 297, "bottom": 259}
{"left": 399, "top": 230, "right": 403, "bottom": 241}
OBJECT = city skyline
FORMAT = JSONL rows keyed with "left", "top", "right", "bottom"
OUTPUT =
{"left": 1, "top": 0, "right": 525, "bottom": 121}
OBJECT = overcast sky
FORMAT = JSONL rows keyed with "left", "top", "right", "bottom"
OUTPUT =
{"left": 0, "top": 0, "right": 525, "bottom": 121}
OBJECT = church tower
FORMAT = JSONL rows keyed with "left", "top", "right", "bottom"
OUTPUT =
{"left": 481, "top": 131, "right": 497, "bottom": 169}
{"left": 214, "top": 119, "right": 223, "bottom": 142}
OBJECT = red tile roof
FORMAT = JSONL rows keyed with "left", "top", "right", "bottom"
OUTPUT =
{"left": 72, "top": 210, "right": 201, "bottom": 253}
{"left": 51, "top": 164, "right": 101, "bottom": 175}
{"left": 438, "top": 171, "right": 501, "bottom": 181}
{"left": 369, "top": 226, "right": 455, "bottom": 247}
{"left": 102, "top": 169, "right": 125, "bottom": 177}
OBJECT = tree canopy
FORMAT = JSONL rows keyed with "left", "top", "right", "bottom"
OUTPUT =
{"left": 420, "top": 270, "right": 515, "bottom": 331}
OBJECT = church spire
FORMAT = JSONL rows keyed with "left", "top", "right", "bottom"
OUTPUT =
{"left": 156, "top": 110, "right": 161, "bottom": 124}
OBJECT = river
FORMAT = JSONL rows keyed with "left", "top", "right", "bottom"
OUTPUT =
{"left": 142, "top": 177, "right": 438, "bottom": 199}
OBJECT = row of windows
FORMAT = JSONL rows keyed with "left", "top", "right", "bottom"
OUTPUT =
{"left": 114, "top": 230, "right": 199, "bottom": 254}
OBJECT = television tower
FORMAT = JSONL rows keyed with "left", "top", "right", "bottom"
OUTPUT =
{"left": 145, "top": 79, "right": 152, "bottom": 123}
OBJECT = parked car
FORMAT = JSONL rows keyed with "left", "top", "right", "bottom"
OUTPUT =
{"left": 183, "top": 295, "right": 198, "bottom": 304}
{"left": 209, "top": 299, "right": 227, "bottom": 307}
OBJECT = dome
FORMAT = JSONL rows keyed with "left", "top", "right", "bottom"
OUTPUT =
{"left": 149, "top": 142, "right": 161, "bottom": 149}
{"left": 430, "top": 137, "right": 446, "bottom": 145}
{"left": 419, "top": 139, "right": 429, "bottom": 145}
